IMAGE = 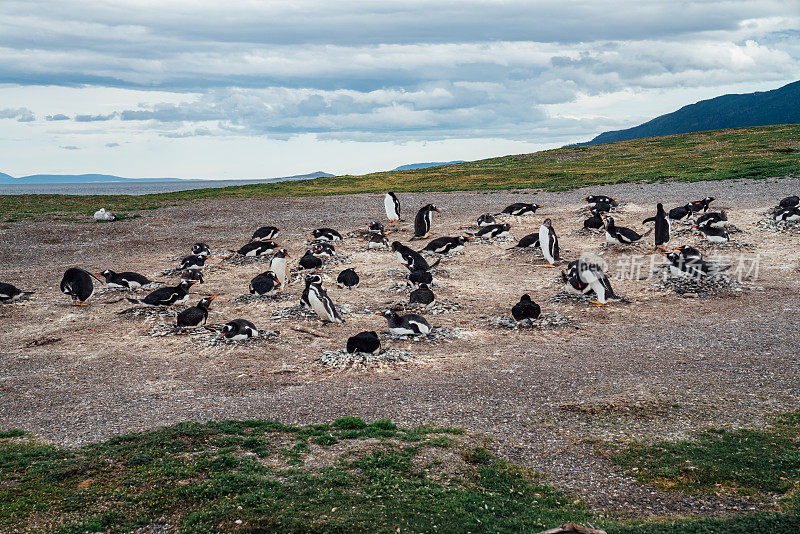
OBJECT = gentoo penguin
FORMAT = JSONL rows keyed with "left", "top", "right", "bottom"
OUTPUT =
{"left": 347, "top": 331, "right": 381, "bottom": 354}
{"left": 181, "top": 269, "right": 204, "bottom": 284}
{"left": 477, "top": 213, "right": 496, "bottom": 227}
{"left": 308, "top": 278, "right": 344, "bottom": 323}
{"left": 249, "top": 271, "right": 281, "bottom": 296}
{"left": 696, "top": 211, "right": 728, "bottom": 228}
{"left": 496, "top": 203, "right": 541, "bottom": 217}
{"left": 690, "top": 197, "right": 716, "bottom": 213}
{"left": 312, "top": 242, "right": 335, "bottom": 258}
{"left": 411, "top": 204, "right": 441, "bottom": 239}
{"left": 311, "top": 228, "right": 342, "bottom": 242}
{"left": 511, "top": 294, "right": 541, "bottom": 322}
{"left": 378, "top": 310, "right": 431, "bottom": 336}
{"left": 779, "top": 195, "right": 799, "bottom": 209}
{"left": 674, "top": 245, "right": 703, "bottom": 260}
{"left": 60, "top": 268, "right": 99, "bottom": 305}
{"left": 573, "top": 258, "right": 617, "bottom": 305}
{"left": 180, "top": 254, "right": 208, "bottom": 270}
{"left": 0, "top": 282, "right": 34, "bottom": 303}
{"left": 96, "top": 269, "right": 152, "bottom": 289}
{"left": 642, "top": 203, "right": 670, "bottom": 249}
{"left": 774, "top": 206, "right": 800, "bottom": 222}
{"left": 298, "top": 250, "right": 323, "bottom": 270}
{"left": 337, "top": 268, "right": 360, "bottom": 289}
{"left": 409, "top": 283, "right": 435, "bottom": 306}
{"left": 584, "top": 208, "right": 605, "bottom": 230}
{"left": 368, "top": 233, "right": 390, "bottom": 249}
{"left": 127, "top": 280, "right": 197, "bottom": 306}
{"left": 422, "top": 236, "right": 470, "bottom": 254}
{"left": 392, "top": 241, "right": 440, "bottom": 272}
{"left": 368, "top": 221, "right": 385, "bottom": 234}
{"left": 235, "top": 241, "right": 278, "bottom": 257}
{"left": 561, "top": 269, "right": 592, "bottom": 297}
{"left": 192, "top": 243, "right": 211, "bottom": 257}
{"left": 668, "top": 203, "right": 694, "bottom": 221}
{"left": 507, "top": 232, "right": 540, "bottom": 250}
{"left": 384, "top": 192, "right": 401, "bottom": 222}
{"left": 408, "top": 269, "right": 433, "bottom": 288}
{"left": 471, "top": 223, "right": 511, "bottom": 239}
{"left": 93, "top": 208, "right": 115, "bottom": 221}
{"left": 252, "top": 226, "right": 279, "bottom": 241}
{"left": 270, "top": 248, "right": 290, "bottom": 289}
{"left": 220, "top": 319, "right": 258, "bottom": 341}
{"left": 538, "top": 219, "right": 560, "bottom": 265}
{"left": 695, "top": 224, "right": 729, "bottom": 243}
{"left": 177, "top": 296, "right": 215, "bottom": 327}
{"left": 301, "top": 274, "right": 323, "bottom": 309}
{"left": 603, "top": 216, "right": 651, "bottom": 245}
{"left": 584, "top": 195, "right": 617, "bottom": 207}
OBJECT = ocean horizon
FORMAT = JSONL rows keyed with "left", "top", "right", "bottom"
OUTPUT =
{"left": 0, "top": 179, "right": 306, "bottom": 196}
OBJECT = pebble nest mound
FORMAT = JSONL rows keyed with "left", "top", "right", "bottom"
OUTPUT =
{"left": 315, "top": 348, "right": 415, "bottom": 369}
{"left": 270, "top": 304, "right": 349, "bottom": 321}
{"left": 492, "top": 312, "right": 575, "bottom": 330}
{"left": 386, "top": 268, "right": 451, "bottom": 279}
{"left": 421, "top": 250, "right": 465, "bottom": 259}
{"left": 546, "top": 291, "right": 630, "bottom": 305}
{"left": 380, "top": 325, "right": 460, "bottom": 342}
{"left": 650, "top": 272, "right": 744, "bottom": 297}
{"left": 470, "top": 235, "right": 516, "bottom": 244}
{"left": 149, "top": 324, "right": 221, "bottom": 337}
{"left": 382, "top": 281, "right": 442, "bottom": 293}
{"left": 407, "top": 298, "right": 461, "bottom": 315}
{"left": 234, "top": 292, "right": 295, "bottom": 303}
{"left": 756, "top": 218, "right": 800, "bottom": 234}
{"left": 220, "top": 253, "right": 273, "bottom": 266}
{"left": 118, "top": 305, "right": 183, "bottom": 319}
{"left": 694, "top": 240, "right": 755, "bottom": 251}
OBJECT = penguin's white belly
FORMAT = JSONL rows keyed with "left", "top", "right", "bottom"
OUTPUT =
{"left": 107, "top": 282, "right": 125, "bottom": 288}
{"left": 309, "top": 292, "right": 333, "bottom": 320}
{"left": 385, "top": 196, "right": 398, "bottom": 220}
{"left": 228, "top": 333, "right": 249, "bottom": 341}
{"left": 707, "top": 234, "right": 727, "bottom": 242}
{"left": 126, "top": 281, "right": 142, "bottom": 288}
{"left": 605, "top": 231, "right": 620, "bottom": 244}
{"left": 174, "top": 295, "right": 189, "bottom": 305}
{"left": 389, "top": 326, "right": 415, "bottom": 336}
{"left": 407, "top": 320, "right": 431, "bottom": 335}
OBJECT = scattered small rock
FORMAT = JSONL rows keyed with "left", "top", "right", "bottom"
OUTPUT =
{"left": 316, "top": 348, "right": 415, "bottom": 369}
{"left": 492, "top": 312, "right": 575, "bottom": 330}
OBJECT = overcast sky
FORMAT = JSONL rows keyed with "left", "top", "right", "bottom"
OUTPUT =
{"left": 1, "top": 0, "right": 799, "bottom": 179}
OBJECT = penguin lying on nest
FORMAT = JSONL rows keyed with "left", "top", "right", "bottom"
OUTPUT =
{"left": 0, "top": 282, "right": 34, "bottom": 303}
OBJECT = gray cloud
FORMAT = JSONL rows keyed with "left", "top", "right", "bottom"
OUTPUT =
{"left": 46, "top": 113, "right": 70, "bottom": 120}
{"left": 0, "top": 107, "right": 35, "bottom": 121}
{"left": 0, "top": 1, "right": 797, "bottom": 143}
{"left": 105, "top": 142, "right": 119, "bottom": 147}
{"left": 59, "top": 145, "right": 79, "bottom": 150}
{"left": 74, "top": 112, "right": 117, "bottom": 122}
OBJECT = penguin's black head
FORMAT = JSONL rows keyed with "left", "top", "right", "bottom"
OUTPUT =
{"left": 417, "top": 283, "right": 430, "bottom": 291}
{"left": 377, "top": 310, "right": 397, "bottom": 319}
{"left": 306, "top": 274, "right": 323, "bottom": 285}
{"left": 96, "top": 269, "right": 114, "bottom": 279}
{"left": 503, "top": 223, "right": 511, "bottom": 230}
{"left": 457, "top": 236, "right": 470, "bottom": 244}
{"left": 198, "top": 296, "right": 215, "bottom": 308}
{"left": 520, "top": 294, "right": 531, "bottom": 302}
{"left": 391, "top": 241, "right": 402, "bottom": 251}
{"left": 179, "top": 280, "right": 198, "bottom": 290}
{"left": 657, "top": 203, "right": 663, "bottom": 209}
{"left": 543, "top": 218, "right": 552, "bottom": 227}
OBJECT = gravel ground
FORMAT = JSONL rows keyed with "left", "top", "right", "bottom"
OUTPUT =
{"left": 1, "top": 177, "right": 799, "bottom": 516}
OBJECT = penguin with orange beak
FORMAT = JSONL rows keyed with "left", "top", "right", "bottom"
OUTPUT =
{"left": 177, "top": 296, "right": 215, "bottom": 327}
{"left": 411, "top": 204, "right": 440, "bottom": 239}
{"left": 126, "top": 280, "right": 198, "bottom": 306}
{"left": 96, "top": 269, "right": 152, "bottom": 289}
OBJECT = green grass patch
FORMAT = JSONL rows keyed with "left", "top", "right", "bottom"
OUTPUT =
{"left": 608, "top": 411, "right": 800, "bottom": 498}
{"left": 2, "top": 124, "right": 799, "bottom": 220}
{"left": 0, "top": 419, "right": 592, "bottom": 532}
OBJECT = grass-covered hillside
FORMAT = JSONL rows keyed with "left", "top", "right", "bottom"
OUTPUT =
{"left": 2, "top": 124, "right": 799, "bottom": 221}
{"left": 2, "top": 416, "right": 800, "bottom": 533}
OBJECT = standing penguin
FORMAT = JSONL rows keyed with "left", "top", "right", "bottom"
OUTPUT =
{"left": 308, "top": 278, "right": 344, "bottom": 323}
{"left": 538, "top": 219, "right": 560, "bottom": 265}
{"left": 270, "top": 249, "right": 290, "bottom": 290}
{"left": 643, "top": 203, "right": 670, "bottom": 250}
{"left": 411, "top": 204, "right": 440, "bottom": 239}
{"left": 60, "top": 268, "right": 99, "bottom": 305}
{"left": 384, "top": 192, "right": 401, "bottom": 222}
{"left": 300, "top": 274, "right": 323, "bottom": 309}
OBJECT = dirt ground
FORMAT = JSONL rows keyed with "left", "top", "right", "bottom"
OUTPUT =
{"left": 1, "top": 177, "right": 799, "bottom": 516}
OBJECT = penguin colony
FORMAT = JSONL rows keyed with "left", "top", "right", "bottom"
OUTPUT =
{"left": 2, "top": 191, "right": 792, "bottom": 357}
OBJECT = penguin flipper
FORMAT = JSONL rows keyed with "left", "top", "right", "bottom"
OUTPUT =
{"left": 642, "top": 216, "right": 656, "bottom": 224}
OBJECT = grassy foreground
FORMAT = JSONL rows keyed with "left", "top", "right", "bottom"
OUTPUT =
{"left": 3, "top": 124, "right": 799, "bottom": 221}
{"left": 2, "top": 416, "right": 800, "bottom": 533}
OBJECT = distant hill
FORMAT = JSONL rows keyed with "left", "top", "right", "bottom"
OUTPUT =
{"left": 391, "top": 161, "right": 465, "bottom": 171}
{"left": 0, "top": 171, "right": 335, "bottom": 184}
{"left": 579, "top": 80, "right": 800, "bottom": 146}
